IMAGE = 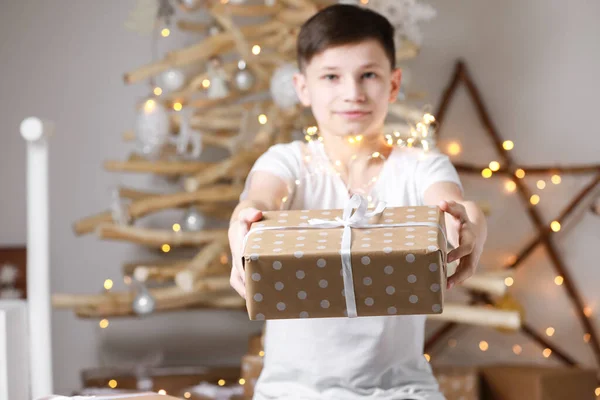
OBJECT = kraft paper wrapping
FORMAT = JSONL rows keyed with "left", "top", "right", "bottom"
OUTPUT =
{"left": 242, "top": 200, "right": 448, "bottom": 320}
{"left": 433, "top": 366, "right": 480, "bottom": 400}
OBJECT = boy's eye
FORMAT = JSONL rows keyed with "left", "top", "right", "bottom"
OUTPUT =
{"left": 362, "top": 72, "right": 377, "bottom": 79}
{"left": 322, "top": 74, "right": 338, "bottom": 80}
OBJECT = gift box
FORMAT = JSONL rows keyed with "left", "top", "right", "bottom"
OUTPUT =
{"left": 480, "top": 365, "right": 598, "bottom": 400}
{"left": 247, "top": 333, "right": 263, "bottom": 356}
{"left": 243, "top": 196, "right": 448, "bottom": 320}
{"left": 38, "top": 392, "right": 181, "bottom": 400}
{"left": 240, "top": 355, "right": 264, "bottom": 399}
{"left": 433, "top": 366, "right": 480, "bottom": 400}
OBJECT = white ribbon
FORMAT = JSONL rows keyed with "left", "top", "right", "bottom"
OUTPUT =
{"left": 243, "top": 194, "right": 447, "bottom": 319}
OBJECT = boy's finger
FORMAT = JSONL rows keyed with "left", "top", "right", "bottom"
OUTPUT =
{"left": 447, "top": 258, "right": 474, "bottom": 289}
{"left": 239, "top": 208, "right": 263, "bottom": 223}
{"left": 439, "top": 200, "right": 468, "bottom": 223}
{"left": 230, "top": 269, "right": 246, "bottom": 299}
{"left": 447, "top": 241, "right": 473, "bottom": 263}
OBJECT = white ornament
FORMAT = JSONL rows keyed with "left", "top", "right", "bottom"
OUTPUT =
{"left": 206, "top": 57, "right": 230, "bottom": 99}
{"left": 159, "top": 68, "right": 185, "bottom": 91}
{"left": 0, "top": 263, "right": 18, "bottom": 285}
{"left": 173, "top": 108, "right": 203, "bottom": 159}
{"left": 135, "top": 98, "right": 170, "bottom": 155}
{"left": 235, "top": 69, "right": 255, "bottom": 91}
{"left": 182, "top": 206, "right": 206, "bottom": 231}
{"left": 270, "top": 63, "right": 300, "bottom": 110}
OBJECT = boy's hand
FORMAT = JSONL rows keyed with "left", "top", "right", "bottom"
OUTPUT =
{"left": 228, "top": 207, "right": 263, "bottom": 299}
{"left": 439, "top": 200, "right": 483, "bottom": 290}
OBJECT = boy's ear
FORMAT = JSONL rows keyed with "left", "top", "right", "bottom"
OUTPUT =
{"left": 293, "top": 72, "right": 311, "bottom": 107}
{"left": 388, "top": 68, "right": 402, "bottom": 103}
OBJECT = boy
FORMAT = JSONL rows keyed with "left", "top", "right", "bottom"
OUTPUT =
{"left": 228, "top": 4, "right": 487, "bottom": 400}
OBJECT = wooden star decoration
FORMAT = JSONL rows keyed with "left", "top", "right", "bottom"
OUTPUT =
{"left": 424, "top": 60, "right": 600, "bottom": 369}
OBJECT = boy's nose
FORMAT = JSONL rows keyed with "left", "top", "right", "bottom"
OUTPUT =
{"left": 342, "top": 79, "right": 366, "bottom": 102}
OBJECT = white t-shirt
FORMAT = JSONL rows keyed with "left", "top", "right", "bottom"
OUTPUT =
{"left": 241, "top": 140, "right": 463, "bottom": 400}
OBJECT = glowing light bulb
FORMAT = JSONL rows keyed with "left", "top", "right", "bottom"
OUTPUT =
{"left": 173, "top": 102, "right": 183, "bottom": 111}
{"left": 158, "top": 389, "right": 167, "bottom": 395}
{"left": 424, "top": 353, "right": 431, "bottom": 362}
{"left": 104, "top": 279, "right": 113, "bottom": 290}
{"left": 584, "top": 307, "right": 593, "bottom": 317}
{"left": 144, "top": 99, "right": 156, "bottom": 113}
{"left": 515, "top": 169, "right": 525, "bottom": 179}
{"left": 530, "top": 195, "right": 540, "bottom": 205}
{"left": 259, "top": 350, "right": 265, "bottom": 357}
{"left": 503, "top": 140, "right": 514, "bottom": 150}
{"left": 551, "top": 174, "right": 561, "bottom": 184}
{"left": 202, "top": 79, "right": 211, "bottom": 88}
{"left": 184, "top": 393, "right": 191, "bottom": 399}
{"left": 513, "top": 345, "right": 522, "bottom": 355}
{"left": 447, "top": 142, "right": 461, "bottom": 156}
{"left": 550, "top": 221, "right": 561, "bottom": 232}
{"left": 161, "top": 28, "right": 170, "bottom": 37}
{"left": 505, "top": 180, "right": 517, "bottom": 192}
{"left": 239, "top": 378, "right": 246, "bottom": 385}
{"left": 504, "top": 277, "right": 514, "bottom": 287}
{"left": 481, "top": 168, "right": 492, "bottom": 178}
{"left": 162, "top": 244, "right": 171, "bottom": 253}
{"left": 153, "top": 87, "right": 162, "bottom": 96}
{"left": 108, "top": 380, "right": 118, "bottom": 388}
{"left": 172, "top": 223, "right": 181, "bottom": 232}
{"left": 258, "top": 114, "right": 268, "bottom": 124}
{"left": 584, "top": 333, "right": 591, "bottom": 343}
{"left": 546, "top": 327, "right": 555, "bottom": 337}
{"left": 218, "top": 379, "right": 226, "bottom": 386}
{"left": 554, "top": 276, "right": 564, "bottom": 285}
{"left": 543, "top": 348, "right": 552, "bottom": 358}
{"left": 99, "top": 319, "right": 109, "bottom": 329}
{"left": 489, "top": 161, "right": 500, "bottom": 171}
{"left": 479, "top": 341, "right": 489, "bottom": 351}
{"left": 537, "top": 180, "right": 546, "bottom": 189}
{"left": 252, "top": 45, "right": 261, "bottom": 55}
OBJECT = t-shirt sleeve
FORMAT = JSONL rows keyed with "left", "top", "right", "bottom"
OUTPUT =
{"left": 239, "top": 142, "right": 300, "bottom": 203}
{"left": 414, "top": 150, "right": 464, "bottom": 203}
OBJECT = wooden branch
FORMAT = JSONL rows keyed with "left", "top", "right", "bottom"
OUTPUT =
{"left": 183, "top": 151, "right": 260, "bottom": 191}
{"left": 176, "top": 20, "right": 208, "bottom": 33}
{"left": 521, "top": 323, "right": 577, "bottom": 366}
{"left": 104, "top": 158, "right": 209, "bottom": 176}
{"left": 453, "top": 162, "right": 600, "bottom": 176}
{"left": 175, "top": 240, "right": 228, "bottom": 292}
{"left": 97, "top": 224, "right": 228, "bottom": 247}
{"left": 427, "top": 303, "right": 521, "bottom": 330}
{"left": 130, "top": 259, "right": 229, "bottom": 284}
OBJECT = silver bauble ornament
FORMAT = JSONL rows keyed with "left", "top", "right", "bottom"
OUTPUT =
{"left": 182, "top": 206, "right": 206, "bottom": 231}
{"left": 270, "top": 63, "right": 300, "bottom": 110}
{"left": 132, "top": 282, "right": 156, "bottom": 316}
{"left": 159, "top": 68, "right": 186, "bottom": 92}
{"left": 135, "top": 98, "right": 170, "bottom": 155}
{"left": 235, "top": 69, "right": 255, "bottom": 91}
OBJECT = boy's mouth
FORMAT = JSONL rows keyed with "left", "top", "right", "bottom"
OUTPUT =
{"left": 336, "top": 110, "right": 371, "bottom": 119}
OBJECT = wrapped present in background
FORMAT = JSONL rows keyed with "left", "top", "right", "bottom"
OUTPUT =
{"left": 240, "top": 355, "right": 264, "bottom": 399}
{"left": 243, "top": 195, "right": 448, "bottom": 321}
{"left": 481, "top": 365, "right": 598, "bottom": 400}
{"left": 432, "top": 366, "right": 480, "bottom": 400}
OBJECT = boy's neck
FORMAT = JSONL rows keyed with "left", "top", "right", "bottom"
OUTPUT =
{"left": 321, "top": 132, "right": 391, "bottom": 166}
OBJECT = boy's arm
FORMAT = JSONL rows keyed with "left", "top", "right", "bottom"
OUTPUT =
{"left": 423, "top": 181, "right": 488, "bottom": 289}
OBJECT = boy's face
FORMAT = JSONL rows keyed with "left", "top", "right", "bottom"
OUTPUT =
{"left": 293, "top": 39, "right": 401, "bottom": 140}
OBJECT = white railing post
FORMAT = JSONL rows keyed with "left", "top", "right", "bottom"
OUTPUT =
{"left": 20, "top": 117, "right": 54, "bottom": 399}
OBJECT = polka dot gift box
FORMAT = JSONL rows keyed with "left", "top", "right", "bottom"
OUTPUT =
{"left": 242, "top": 195, "right": 448, "bottom": 320}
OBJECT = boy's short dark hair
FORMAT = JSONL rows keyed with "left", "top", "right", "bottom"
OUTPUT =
{"left": 296, "top": 4, "right": 396, "bottom": 71}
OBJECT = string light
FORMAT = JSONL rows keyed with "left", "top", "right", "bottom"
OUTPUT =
{"left": 161, "top": 28, "right": 170, "bottom": 37}
{"left": 162, "top": 244, "right": 171, "bottom": 253}
{"left": 239, "top": 378, "right": 246, "bottom": 385}
{"left": 173, "top": 102, "right": 183, "bottom": 111}
{"left": 99, "top": 319, "right": 109, "bottom": 329}
{"left": 504, "top": 180, "right": 517, "bottom": 192}
{"left": 252, "top": 45, "right": 261, "bottom": 55}
{"left": 220, "top": 253, "right": 229, "bottom": 264}
{"left": 584, "top": 307, "right": 593, "bottom": 317}
{"left": 144, "top": 99, "right": 156, "bottom": 113}
{"left": 184, "top": 393, "right": 191, "bottom": 399}
{"left": 158, "top": 389, "right": 167, "bottom": 395}
{"left": 504, "top": 277, "right": 514, "bottom": 287}
{"left": 153, "top": 87, "right": 162, "bottom": 96}
{"left": 108, "top": 379, "right": 118, "bottom": 388}
{"left": 202, "top": 79, "right": 211, "bottom": 88}
{"left": 595, "top": 387, "right": 600, "bottom": 397}
{"left": 479, "top": 341, "right": 489, "bottom": 351}
{"left": 551, "top": 174, "right": 561, "bottom": 184}
{"left": 447, "top": 142, "right": 461, "bottom": 156}
{"left": 489, "top": 161, "right": 500, "bottom": 171}
{"left": 542, "top": 348, "right": 552, "bottom": 358}
{"left": 502, "top": 140, "right": 514, "bottom": 150}
{"left": 545, "top": 327, "right": 555, "bottom": 337}
{"left": 481, "top": 168, "right": 492, "bottom": 178}
{"left": 530, "top": 195, "right": 540, "bottom": 205}
{"left": 512, "top": 345, "right": 522, "bottom": 355}
{"left": 554, "top": 276, "right": 564, "bottom": 285}
{"left": 360, "top": 0, "right": 369, "bottom": 5}
{"left": 218, "top": 379, "right": 226, "bottom": 386}
{"left": 550, "top": 221, "right": 561, "bottom": 232}
{"left": 259, "top": 350, "right": 265, "bottom": 357}
{"left": 104, "top": 279, "right": 113, "bottom": 290}
{"left": 424, "top": 353, "right": 431, "bottom": 362}
{"left": 258, "top": 114, "right": 268, "bottom": 124}
{"left": 536, "top": 180, "right": 546, "bottom": 190}
{"left": 584, "top": 333, "right": 591, "bottom": 343}
{"left": 515, "top": 169, "right": 526, "bottom": 179}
